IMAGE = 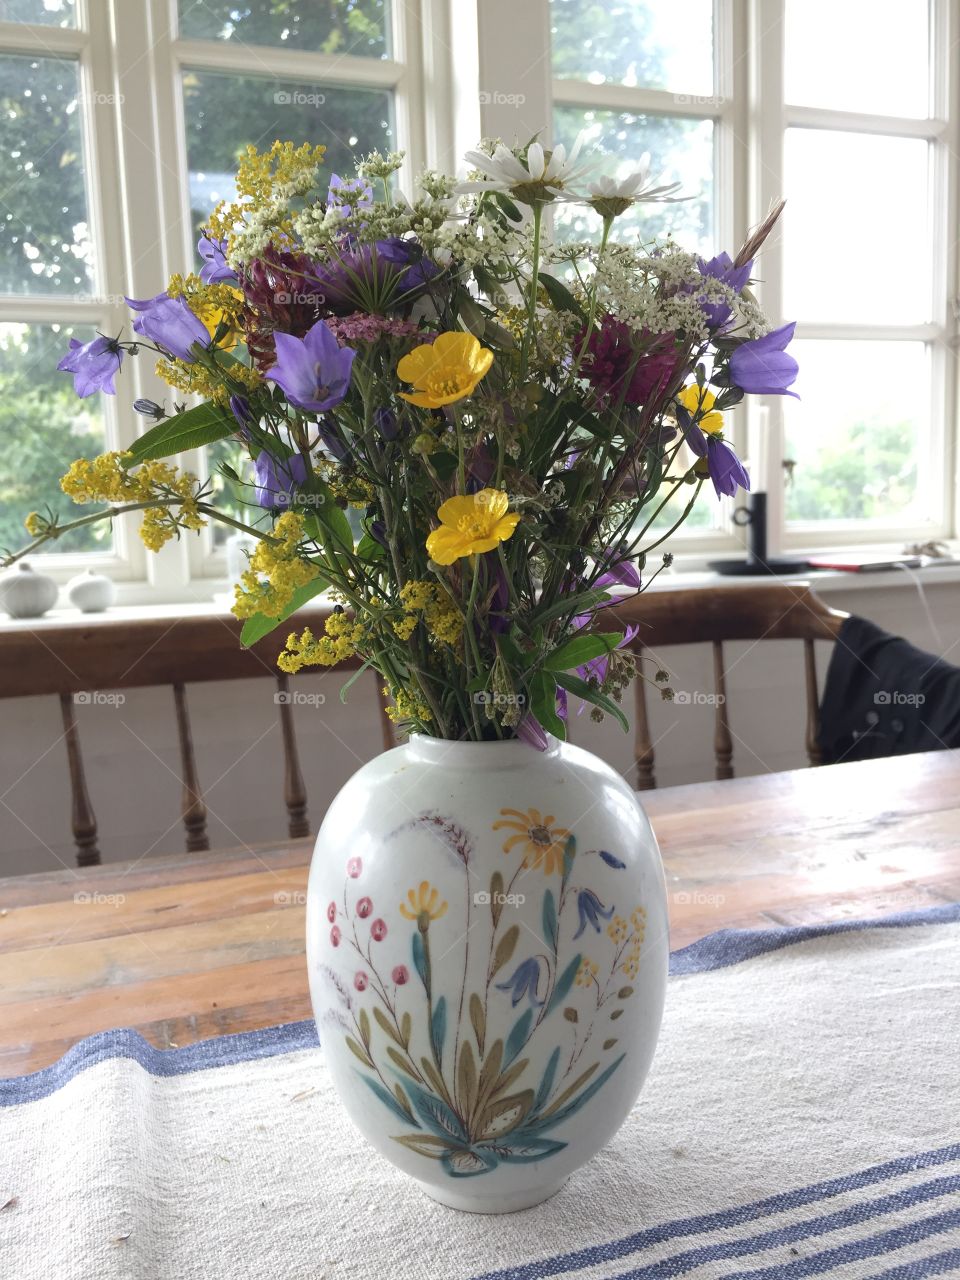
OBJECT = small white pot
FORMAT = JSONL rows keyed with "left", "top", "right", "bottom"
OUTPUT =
{"left": 0, "top": 562, "right": 59, "bottom": 619}
{"left": 306, "top": 734, "right": 668, "bottom": 1214}
{"left": 66, "top": 568, "right": 116, "bottom": 613}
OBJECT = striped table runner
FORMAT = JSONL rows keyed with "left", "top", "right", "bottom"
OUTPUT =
{"left": 2, "top": 904, "right": 958, "bottom": 1280}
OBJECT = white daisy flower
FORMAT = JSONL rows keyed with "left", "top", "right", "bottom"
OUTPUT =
{"left": 582, "top": 155, "right": 684, "bottom": 217}
{"left": 456, "top": 133, "right": 592, "bottom": 204}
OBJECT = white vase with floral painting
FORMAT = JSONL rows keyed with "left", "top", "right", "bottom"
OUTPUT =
{"left": 306, "top": 734, "right": 667, "bottom": 1214}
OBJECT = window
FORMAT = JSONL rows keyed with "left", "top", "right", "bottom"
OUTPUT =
{"left": 772, "top": 0, "right": 955, "bottom": 548}
{"left": 0, "top": 0, "right": 956, "bottom": 599}
{"left": 0, "top": 30, "right": 122, "bottom": 563}
{"left": 0, "top": 0, "right": 423, "bottom": 592}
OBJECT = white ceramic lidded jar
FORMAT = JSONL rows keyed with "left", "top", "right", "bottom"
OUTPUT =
{"left": 66, "top": 568, "right": 116, "bottom": 613}
{"left": 0, "top": 562, "right": 58, "bottom": 619}
{"left": 306, "top": 734, "right": 668, "bottom": 1214}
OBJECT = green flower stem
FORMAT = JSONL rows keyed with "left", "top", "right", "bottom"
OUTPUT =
{"left": 520, "top": 201, "right": 544, "bottom": 381}
{"left": 2, "top": 497, "right": 279, "bottom": 571}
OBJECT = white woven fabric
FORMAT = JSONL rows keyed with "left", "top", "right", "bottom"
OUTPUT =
{"left": 1, "top": 911, "right": 958, "bottom": 1280}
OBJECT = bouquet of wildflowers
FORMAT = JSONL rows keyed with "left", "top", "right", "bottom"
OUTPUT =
{"left": 11, "top": 137, "right": 797, "bottom": 743}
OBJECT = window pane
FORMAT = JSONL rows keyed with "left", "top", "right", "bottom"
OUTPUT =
{"left": 0, "top": 323, "right": 111, "bottom": 554}
{"left": 554, "top": 107, "right": 713, "bottom": 252}
{"left": 784, "top": 340, "right": 930, "bottom": 527}
{"left": 0, "top": 0, "right": 76, "bottom": 26}
{"left": 178, "top": 0, "right": 390, "bottom": 58}
{"left": 783, "top": 130, "right": 929, "bottom": 325}
{"left": 785, "top": 0, "right": 928, "bottom": 117}
{"left": 0, "top": 55, "right": 94, "bottom": 296}
{"left": 183, "top": 70, "right": 394, "bottom": 241}
{"left": 551, "top": 0, "right": 713, "bottom": 97}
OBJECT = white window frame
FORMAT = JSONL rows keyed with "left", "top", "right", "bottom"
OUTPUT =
{"left": 0, "top": 1, "right": 146, "bottom": 584}
{"left": 1, "top": 0, "right": 956, "bottom": 605}
{"left": 752, "top": 0, "right": 960, "bottom": 555}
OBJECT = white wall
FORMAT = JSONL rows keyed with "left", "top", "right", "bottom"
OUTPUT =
{"left": 1, "top": 576, "right": 958, "bottom": 879}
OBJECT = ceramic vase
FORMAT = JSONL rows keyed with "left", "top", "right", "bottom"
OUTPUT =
{"left": 0, "top": 562, "right": 58, "bottom": 619}
{"left": 66, "top": 568, "right": 116, "bottom": 613}
{"left": 306, "top": 734, "right": 668, "bottom": 1214}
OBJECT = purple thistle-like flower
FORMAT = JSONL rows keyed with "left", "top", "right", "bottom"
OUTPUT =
{"left": 253, "top": 451, "right": 309, "bottom": 509}
{"left": 57, "top": 335, "right": 123, "bottom": 397}
{"left": 572, "top": 888, "right": 614, "bottom": 940}
{"left": 264, "top": 319, "right": 356, "bottom": 413}
{"left": 198, "top": 233, "right": 237, "bottom": 285}
{"left": 126, "top": 293, "right": 209, "bottom": 363}
{"left": 729, "top": 321, "right": 799, "bottom": 397}
{"left": 496, "top": 957, "right": 544, "bottom": 1007}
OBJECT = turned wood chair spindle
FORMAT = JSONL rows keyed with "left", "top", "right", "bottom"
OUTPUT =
{"left": 2, "top": 611, "right": 397, "bottom": 865}
{"left": 173, "top": 682, "right": 209, "bottom": 852}
{"left": 58, "top": 693, "right": 102, "bottom": 867}
{"left": 276, "top": 673, "right": 310, "bottom": 839}
{"left": 610, "top": 583, "right": 848, "bottom": 791}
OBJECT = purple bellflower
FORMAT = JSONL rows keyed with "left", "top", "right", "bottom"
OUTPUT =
{"left": 127, "top": 294, "right": 210, "bottom": 363}
{"left": 264, "top": 319, "right": 356, "bottom": 413}
{"left": 729, "top": 322, "right": 799, "bottom": 397}
{"left": 198, "top": 234, "right": 238, "bottom": 285}
{"left": 572, "top": 889, "right": 615, "bottom": 940}
{"left": 253, "top": 451, "right": 309, "bottom": 510}
{"left": 495, "top": 957, "right": 544, "bottom": 1007}
{"left": 678, "top": 406, "right": 751, "bottom": 499}
{"left": 57, "top": 335, "right": 123, "bottom": 397}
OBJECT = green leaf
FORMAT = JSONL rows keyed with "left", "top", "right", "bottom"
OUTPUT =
{"left": 504, "top": 1009, "right": 533, "bottom": 1066}
{"left": 542, "top": 889, "right": 557, "bottom": 950}
{"left": 239, "top": 575, "right": 329, "bottom": 648}
{"left": 529, "top": 669, "right": 565, "bottom": 740}
{"left": 356, "top": 530, "right": 385, "bottom": 561}
{"left": 303, "top": 488, "right": 353, "bottom": 553}
{"left": 531, "top": 588, "right": 611, "bottom": 629}
{"left": 545, "top": 953, "right": 582, "bottom": 1018}
{"left": 494, "top": 192, "right": 523, "bottom": 222}
{"left": 430, "top": 995, "right": 447, "bottom": 1067}
{"left": 125, "top": 401, "right": 236, "bottom": 463}
{"left": 554, "top": 670, "right": 630, "bottom": 733}
{"left": 359, "top": 1074, "right": 418, "bottom": 1125}
{"left": 538, "top": 272, "right": 586, "bottom": 321}
{"left": 544, "top": 632, "right": 623, "bottom": 673}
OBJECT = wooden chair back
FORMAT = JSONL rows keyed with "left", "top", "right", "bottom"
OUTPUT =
{"left": 1, "top": 583, "right": 848, "bottom": 863}
{"left": 605, "top": 583, "right": 849, "bottom": 789}
{"left": 0, "top": 611, "right": 394, "bottom": 866}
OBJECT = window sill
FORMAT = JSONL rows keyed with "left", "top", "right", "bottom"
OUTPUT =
{"left": 3, "top": 554, "right": 959, "bottom": 633}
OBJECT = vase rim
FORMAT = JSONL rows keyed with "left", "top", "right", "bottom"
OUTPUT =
{"left": 406, "top": 732, "right": 560, "bottom": 766}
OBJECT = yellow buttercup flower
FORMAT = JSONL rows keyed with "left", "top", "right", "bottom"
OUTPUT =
{"left": 193, "top": 287, "right": 245, "bottom": 352}
{"left": 396, "top": 331, "right": 493, "bottom": 408}
{"left": 677, "top": 383, "right": 723, "bottom": 435}
{"left": 425, "top": 488, "right": 520, "bottom": 565}
{"left": 399, "top": 880, "right": 448, "bottom": 924}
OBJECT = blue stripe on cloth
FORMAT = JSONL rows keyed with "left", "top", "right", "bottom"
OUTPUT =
{"left": 668, "top": 901, "right": 960, "bottom": 976}
{"left": 718, "top": 1206, "right": 960, "bottom": 1279}
{"left": 864, "top": 1246, "right": 960, "bottom": 1278}
{"left": 1, "top": 901, "right": 955, "bottom": 1107}
{"left": 0, "top": 1020, "right": 318, "bottom": 1108}
{"left": 467, "top": 1147, "right": 960, "bottom": 1280}
{"left": 603, "top": 1176, "right": 960, "bottom": 1280}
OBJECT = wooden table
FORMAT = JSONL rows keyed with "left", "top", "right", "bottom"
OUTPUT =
{"left": 1, "top": 750, "right": 958, "bottom": 1079}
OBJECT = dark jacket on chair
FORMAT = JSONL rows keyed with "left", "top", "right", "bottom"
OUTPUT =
{"left": 818, "top": 615, "right": 960, "bottom": 764}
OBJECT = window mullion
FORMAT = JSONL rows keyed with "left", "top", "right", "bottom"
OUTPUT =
{"left": 749, "top": 0, "right": 786, "bottom": 556}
